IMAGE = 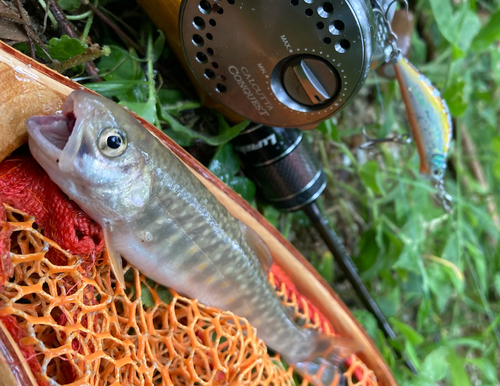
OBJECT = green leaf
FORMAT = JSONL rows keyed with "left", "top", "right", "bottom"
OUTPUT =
{"left": 465, "top": 241, "right": 487, "bottom": 292}
{"left": 58, "top": 0, "right": 81, "bottom": 11}
{"left": 494, "top": 273, "right": 500, "bottom": 297}
{"left": 316, "top": 252, "right": 334, "bottom": 283}
{"left": 156, "top": 285, "right": 174, "bottom": 305}
{"left": 443, "top": 80, "right": 467, "bottom": 117}
{"left": 455, "top": 10, "right": 481, "bottom": 54}
{"left": 207, "top": 145, "right": 256, "bottom": 201}
{"left": 421, "top": 346, "right": 449, "bottom": 381}
{"left": 411, "top": 31, "right": 427, "bottom": 66}
{"left": 376, "top": 287, "right": 400, "bottom": 318}
{"left": 417, "top": 298, "right": 431, "bottom": 331}
{"left": 390, "top": 317, "right": 425, "bottom": 346}
{"left": 48, "top": 35, "right": 87, "bottom": 62}
{"left": 209, "top": 144, "right": 240, "bottom": 179}
{"left": 140, "top": 282, "right": 155, "bottom": 308}
{"left": 157, "top": 89, "right": 184, "bottom": 105}
{"left": 352, "top": 310, "right": 379, "bottom": 341}
{"left": 317, "top": 119, "right": 340, "bottom": 142}
{"left": 471, "top": 10, "right": 500, "bottom": 51}
{"left": 227, "top": 176, "right": 256, "bottom": 202}
{"left": 120, "top": 100, "right": 157, "bottom": 125}
{"left": 163, "top": 128, "right": 193, "bottom": 147}
{"left": 428, "top": 265, "right": 453, "bottom": 313}
{"left": 447, "top": 350, "right": 472, "bottom": 386}
{"left": 153, "top": 31, "right": 166, "bottom": 63}
{"left": 393, "top": 243, "right": 420, "bottom": 273}
{"left": 85, "top": 80, "right": 148, "bottom": 98}
{"left": 98, "top": 46, "right": 145, "bottom": 82}
{"left": 262, "top": 205, "right": 280, "bottom": 229}
{"left": 159, "top": 107, "right": 249, "bottom": 146}
{"left": 441, "top": 233, "right": 459, "bottom": 266}
{"left": 443, "top": 337, "right": 484, "bottom": 351}
{"left": 355, "top": 229, "right": 379, "bottom": 273}
{"left": 359, "top": 161, "right": 383, "bottom": 195}
{"left": 403, "top": 339, "right": 421, "bottom": 373}
{"left": 428, "top": 0, "right": 457, "bottom": 44}
{"left": 465, "top": 358, "right": 498, "bottom": 384}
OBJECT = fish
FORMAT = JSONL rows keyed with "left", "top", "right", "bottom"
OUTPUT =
{"left": 392, "top": 54, "right": 453, "bottom": 184}
{"left": 26, "top": 90, "right": 360, "bottom": 386}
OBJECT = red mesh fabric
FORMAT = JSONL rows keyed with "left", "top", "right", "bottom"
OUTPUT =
{"left": 270, "top": 264, "right": 334, "bottom": 331}
{"left": 0, "top": 155, "right": 104, "bottom": 269}
{"left": 0, "top": 203, "right": 13, "bottom": 286}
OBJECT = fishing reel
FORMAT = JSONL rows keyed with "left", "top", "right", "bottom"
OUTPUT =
{"left": 139, "top": 0, "right": 396, "bottom": 130}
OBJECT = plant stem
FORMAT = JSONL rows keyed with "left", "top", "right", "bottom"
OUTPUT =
{"left": 146, "top": 25, "right": 159, "bottom": 127}
{"left": 37, "top": 0, "right": 58, "bottom": 29}
{"left": 80, "top": 9, "right": 94, "bottom": 44}
{"left": 67, "top": 10, "right": 93, "bottom": 20}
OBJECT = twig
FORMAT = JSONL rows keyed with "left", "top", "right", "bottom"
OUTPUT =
{"left": 96, "top": 5, "right": 139, "bottom": 40}
{"left": 0, "top": 12, "right": 28, "bottom": 25}
{"left": 48, "top": 0, "right": 79, "bottom": 36}
{"left": 14, "top": 0, "right": 37, "bottom": 59}
{"left": 48, "top": 0, "right": 102, "bottom": 81}
{"left": 86, "top": 2, "right": 144, "bottom": 54}
{"left": 52, "top": 44, "right": 105, "bottom": 73}
{"left": 36, "top": 0, "right": 57, "bottom": 30}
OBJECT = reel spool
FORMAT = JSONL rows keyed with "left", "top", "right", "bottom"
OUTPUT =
{"left": 178, "top": 0, "right": 394, "bottom": 129}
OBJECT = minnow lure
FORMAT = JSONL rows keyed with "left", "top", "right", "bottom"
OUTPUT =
{"left": 373, "top": 2, "right": 453, "bottom": 209}
{"left": 26, "top": 91, "right": 360, "bottom": 386}
{"left": 392, "top": 54, "right": 453, "bottom": 184}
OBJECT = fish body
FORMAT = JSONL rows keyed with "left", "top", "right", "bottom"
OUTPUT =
{"left": 393, "top": 55, "right": 453, "bottom": 183}
{"left": 27, "top": 91, "right": 358, "bottom": 386}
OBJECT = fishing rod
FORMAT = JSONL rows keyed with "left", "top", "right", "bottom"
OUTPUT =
{"left": 232, "top": 125, "right": 418, "bottom": 374}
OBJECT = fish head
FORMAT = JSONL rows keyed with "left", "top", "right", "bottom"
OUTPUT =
{"left": 429, "top": 153, "right": 446, "bottom": 183}
{"left": 27, "top": 90, "right": 153, "bottom": 223}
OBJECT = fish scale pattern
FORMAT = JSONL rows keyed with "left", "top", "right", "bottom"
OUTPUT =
{"left": 0, "top": 155, "right": 378, "bottom": 386}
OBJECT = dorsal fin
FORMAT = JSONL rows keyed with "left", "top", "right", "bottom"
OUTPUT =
{"left": 238, "top": 220, "right": 273, "bottom": 273}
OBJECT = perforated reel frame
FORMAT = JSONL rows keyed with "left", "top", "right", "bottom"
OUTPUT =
{"left": 179, "top": 0, "right": 377, "bottom": 129}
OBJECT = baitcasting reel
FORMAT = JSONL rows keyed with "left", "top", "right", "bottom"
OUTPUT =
{"left": 177, "top": 0, "right": 395, "bottom": 129}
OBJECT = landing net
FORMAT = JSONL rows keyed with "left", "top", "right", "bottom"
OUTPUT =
{"left": 0, "top": 155, "right": 377, "bottom": 386}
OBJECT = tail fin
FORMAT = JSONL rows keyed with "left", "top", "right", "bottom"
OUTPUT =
{"left": 293, "top": 333, "right": 362, "bottom": 386}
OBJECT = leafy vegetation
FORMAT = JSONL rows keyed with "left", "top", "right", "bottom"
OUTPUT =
{"left": 7, "top": 0, "right": 500, "bottom": 384}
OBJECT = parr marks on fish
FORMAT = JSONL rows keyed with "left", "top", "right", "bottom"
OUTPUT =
{"left": 26, "top": 91, "right": 361, "bottom": 386}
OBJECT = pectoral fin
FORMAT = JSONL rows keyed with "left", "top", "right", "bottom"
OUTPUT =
{"left": 103, "top": 224, "right": 125, "bottom": 290}
{"left": 238, "top": 220, "right": 273, "bottom": 272}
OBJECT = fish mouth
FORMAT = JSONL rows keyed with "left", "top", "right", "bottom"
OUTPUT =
{"left": 26, "top": 94, "right": 78, "bottom": 163}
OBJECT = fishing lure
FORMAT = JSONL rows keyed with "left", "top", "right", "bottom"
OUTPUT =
{"left": 372, "top": 2, "right": 453, "bottom": 210}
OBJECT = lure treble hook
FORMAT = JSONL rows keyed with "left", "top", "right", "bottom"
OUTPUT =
{"left": 436, "top": 181, "right": 453, "bottom": 213}
{"left": 359, "top": 128, "right": 412, "bottom": 149}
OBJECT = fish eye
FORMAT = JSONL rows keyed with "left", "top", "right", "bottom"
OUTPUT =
{"left": 98, "top": 127, "right": 127, "bottom": 157}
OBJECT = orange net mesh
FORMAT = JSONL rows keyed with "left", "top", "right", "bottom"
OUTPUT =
{"left": 0, "top": 155, "right": 378, "bottom": 386}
